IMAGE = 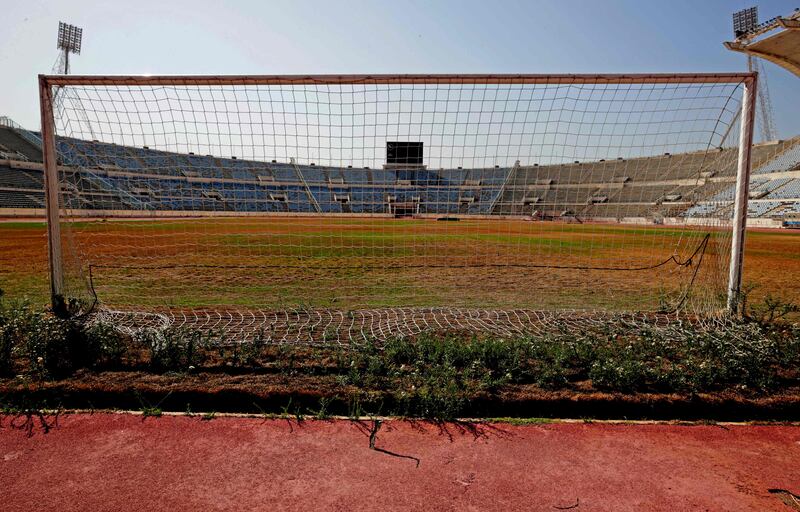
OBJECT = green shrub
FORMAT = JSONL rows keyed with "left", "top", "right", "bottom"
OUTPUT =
{"left": 143, "top": 327, "right": 210, "bottom": 372}
{"left": 0, "top": 300, "right": 75, "bottom": 377}
{"left": 339, "top": 334, "right": 544, "bottom": 419}
{"left": 589, "top": 357, "right": 650, "bottom": 391}
{"left": 23, "top": 312, "right": 74, "bottom": 377}
{"left": 85, "top": 321, "right": 128, "bottom": 368}
{"left": 0, "top": 294, "right": 129, "bottom": 377}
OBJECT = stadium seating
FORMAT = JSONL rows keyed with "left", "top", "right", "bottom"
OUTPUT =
{"left": 770, "top": 179, "right": 800, "bottom": 199}
{"left": 0, "top": 189, "right": 44, "bottom": 208}
{"left": 1, "top": 125, "right": 800, "bottom": 220}
{"left": 0, "top": 165, "right": 43, "bottom": 189}
{"left": 753, "top": 140, "right": 800, "bottom": 174}
{"left": 747, "top": 201, "right": 782, "bottom": 217}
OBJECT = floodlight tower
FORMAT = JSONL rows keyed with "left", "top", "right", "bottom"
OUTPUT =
{"left": 56, "top": 22, "right": 82, "bottom": 75}
{"left": 732, "top": 7, "right": 777, "bottom": 142}
{"left": 52, "top": 21, "right": 92, "bottom": 135}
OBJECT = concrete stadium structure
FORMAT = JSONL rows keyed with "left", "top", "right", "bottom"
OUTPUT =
{"left": 2, "top": 123, "right": 800, "bottom": 227}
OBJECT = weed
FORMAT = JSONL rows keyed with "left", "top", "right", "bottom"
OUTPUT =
{"left": 141, "top": 406, "right": 162, "bottom": 418}
{"left": 488, "top": 417, "right": 554, "bottom": 425}
{"left": 1, "top": 292, "right": 800, "bottom": 418}
{"left": 278, "top": 397, "right": 305, "bottom": 422}
{"left": 746, "top": 293, "right": 800, "bottom": 325}
{"left": 143, "top": 327, "right": 211, "bottom": 372}
{"left": 314, "top": 396, "right": 334, "bottom": 420}
{"left": 280, "top": 397, "right": 294, "bottom": 417}
{"left": 0, "top": 297, "right": 128, "bottom": 378}
{"left": 135, "top": 390, "right": 170, "bottom": 419}
{"left": 243, "top": 328, "right": 268, "bottom": 365}
{"left": 0, "top": 302, "right": 13, "bottom": 376}
{"left": 347, "top": 392, "right": 363, "bottom": 420}
{"left": 85, "top": 321, "right": 128, "bottom": 368}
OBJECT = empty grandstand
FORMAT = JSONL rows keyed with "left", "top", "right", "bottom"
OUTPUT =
{"left": 2, "top": 122, "right": 800, "bottom": 225}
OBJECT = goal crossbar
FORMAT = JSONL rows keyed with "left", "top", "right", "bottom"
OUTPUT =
{"left": 40, "top": 72, "right": 755, "bottom": 87}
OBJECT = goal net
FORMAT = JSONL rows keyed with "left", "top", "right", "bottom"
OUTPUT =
{"left": 41, "top": 74, "right": 755, "bottom": 343}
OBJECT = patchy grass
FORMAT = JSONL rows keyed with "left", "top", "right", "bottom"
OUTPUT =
{"left": 4, "top": 219, "right": 800, "bottom": 313}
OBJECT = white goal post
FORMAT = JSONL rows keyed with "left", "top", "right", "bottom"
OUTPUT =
{"left": 38, "top": 73, "right": 757, "bottom": 342}
{"left": 727, "top": 76, "right": 757, "bottom": 312}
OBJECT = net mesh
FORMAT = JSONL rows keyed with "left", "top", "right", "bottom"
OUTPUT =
{"left": 48, "top": 75, "right": 749, "bottom": 344}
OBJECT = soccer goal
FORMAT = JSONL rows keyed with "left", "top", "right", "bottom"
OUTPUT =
{"left": 39, "top": 73, "right": 757, "bottom": 343}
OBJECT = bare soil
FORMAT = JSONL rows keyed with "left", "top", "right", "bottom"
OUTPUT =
{"left": 3, "top": 371, "right": 800, "bottom": 421}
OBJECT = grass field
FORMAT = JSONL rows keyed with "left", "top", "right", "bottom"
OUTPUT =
{"left": 1, "top": 217, "right": 799, "bottom": 318}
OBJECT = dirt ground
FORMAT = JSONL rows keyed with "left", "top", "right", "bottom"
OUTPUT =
{"left": 2, "top": 371, "right": 798, "bottom": 421}
{"left": 1, "top": 413, "right": 799, "bottom": 511}
{"left": 2, "top": 217, "right": 798, "bottom": 315}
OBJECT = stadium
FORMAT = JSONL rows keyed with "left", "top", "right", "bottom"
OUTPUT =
{"left": 2, "top": 4, "right": 800, "bottom": 510}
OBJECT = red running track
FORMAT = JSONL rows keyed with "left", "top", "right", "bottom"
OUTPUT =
{"left": 1, "top": 413, "right": 799, "bottom": 511}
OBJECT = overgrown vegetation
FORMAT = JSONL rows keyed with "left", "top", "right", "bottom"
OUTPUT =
{"left": 0, "top": 295, "right": 128, "bottom": 378}
{"left": 1, "top": 288, "right": 799, "bottom": 420}
{"left": 739, "top": 283, "right": 800, "bottom": 324}
{"left": 331, "top": 320, "right": 800, "bottom": 417}
{"left": 137, "top": 327, "right": 213, "bottom": 372}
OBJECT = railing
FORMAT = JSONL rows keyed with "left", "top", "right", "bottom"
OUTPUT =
{"left": 290, "top": 158, "right": 321, "bottom": 213}
{"left": 488, "top": 161, "right": 518, "bottom": 214}
{"left": 78, "top": 171, "right": 152, "bottom": 211}
{"left": 17, "top": 129, "right": 42, "bottom": 149}
{"left": 0, "top": 116, "right": 24, "bottom": 129}
{"left": 0, "top": 116, "right": 43, "bottom": 149}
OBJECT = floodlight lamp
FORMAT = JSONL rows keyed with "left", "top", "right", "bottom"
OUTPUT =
{"left": 732, "top": 7, "right": 758, "bottom": 39}
{"left": 57, "top": 22, "right": 83, "bottom": 54}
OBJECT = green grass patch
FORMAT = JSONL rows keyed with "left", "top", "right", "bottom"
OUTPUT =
{"left": 486, "top": 417, "right": 556, "bottom": 425}
{"left": 0, "top": 222, "right": 48, "bottom": 229}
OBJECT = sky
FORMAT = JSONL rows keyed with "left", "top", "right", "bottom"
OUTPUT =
{"left": 1, "top": 0, "right": 799, "bottom": 140}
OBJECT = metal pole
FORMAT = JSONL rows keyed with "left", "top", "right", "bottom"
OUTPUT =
{"left": 727, "top": 75, "right": 757, "bottom": 314}
{"left": 39, "top": 75, "right": 65, "bottom": 314}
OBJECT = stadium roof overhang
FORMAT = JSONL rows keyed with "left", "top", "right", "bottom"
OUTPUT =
{"left": 725, "top": 16, "right": 800, "bottom": 78}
